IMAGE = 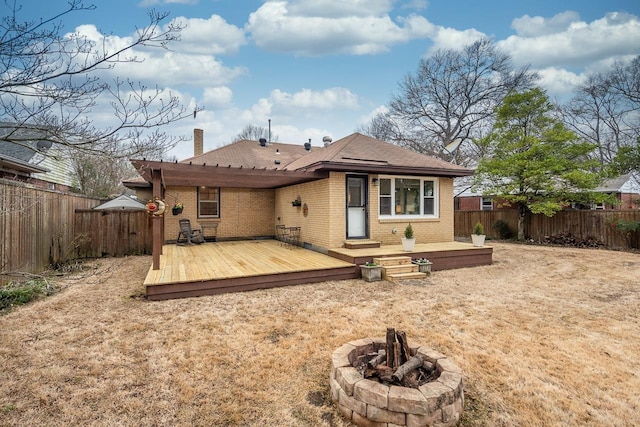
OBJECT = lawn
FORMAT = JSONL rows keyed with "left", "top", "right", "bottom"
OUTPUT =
{"left": 0, "top": 242, "right": 638, "bottom": 426}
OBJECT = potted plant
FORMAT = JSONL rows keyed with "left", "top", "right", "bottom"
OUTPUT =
{"left": 402, "top": 223, "right": 415, "bottom": 251}
{"left": 412, "top": 257, "right": 432, "bottom": 274}
{"left": 360, "top": 261, "right": 382, "bottom": 282}
{"left": 471, "top": 221, "right": 486, "bottom": 247}
{"left": 172, "top": 202, "right": 184, "bottom": 215}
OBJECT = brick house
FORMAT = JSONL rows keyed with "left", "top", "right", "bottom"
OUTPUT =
{"left": 128, "top": 130, "right": 473, "bottom": 253}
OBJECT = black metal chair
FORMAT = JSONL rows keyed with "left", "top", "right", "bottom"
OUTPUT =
{"left": 176, "top": 219, "right": 204, "bottom": 245}
{"left": 285, "top": 226, "right": 301, "bottom": 248}
{"left": 275, "top": 224, "right": 288, "bottom": 246}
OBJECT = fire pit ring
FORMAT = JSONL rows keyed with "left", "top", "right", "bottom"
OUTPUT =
{"left": 330, "top": 337, "right": 464, "bottom": 427}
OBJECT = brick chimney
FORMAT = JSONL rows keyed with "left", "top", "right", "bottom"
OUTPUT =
{"left": 194, "top": 128, "right": 203, "bottom": 156}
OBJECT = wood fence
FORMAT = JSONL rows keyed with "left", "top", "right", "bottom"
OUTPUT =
{"left": 74, "top": 210, "right": 152, "bottom": 258}
{"left": 1, "top": 180, "right": 152, "bottom": 280}
{"left": 455, "top": 209, "right": 640, "bottom": 249}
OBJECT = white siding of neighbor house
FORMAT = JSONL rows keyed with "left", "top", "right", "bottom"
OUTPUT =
{"left": 32, "top": 146, "right": 75, "bottom": 188}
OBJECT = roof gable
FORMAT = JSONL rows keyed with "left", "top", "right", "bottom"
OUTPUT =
{"left": 285, "top": 133, "right": 472, "bottom": 177}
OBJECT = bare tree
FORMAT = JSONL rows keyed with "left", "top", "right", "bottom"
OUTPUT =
{"left": 233, "top": 124, "right": 278, "bottom": 142}
{"left": 559, "top": 55, "right": 640, "bottom": 169}
{"left": 0, "top": 0, "right": 202, "bottom": 160}
{"left": 387, "top": 37, "right": 538, "bottom": 164}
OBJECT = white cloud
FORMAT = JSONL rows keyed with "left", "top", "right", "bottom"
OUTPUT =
{"left": 202, "top": 87, "right": 233, "bottom": 109}
{"left": 168, "top": 14, "right": 247, "bottom": 55}
{"left": 499, "top": 11, "right": 640, "bottom": 69}
{"left": 246, "top": 1, "right": 433, "bottom": 56}
{"left": 426, "top": 26, "right": 486, "bottom": 53}
{"left": 535, "top": 67, "right": 583, "bottom": 98}
{"left": 511, "top": 11, "right": 581, "bottom": 37}
{"left": 66, "top": 25, "right": 248, "bottom": 87}
{"left": 269, "top": 87, "right": 359, "bottom": 110}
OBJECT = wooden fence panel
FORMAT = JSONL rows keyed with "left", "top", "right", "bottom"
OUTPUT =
{"left": 1, "top": 180, "right": 98, "bottom": 276}
{"left": 455, "top": 209, "right": 640, "bottom": 249}
{"left": 74, "top": 210, "right": 152, "bottom": 258}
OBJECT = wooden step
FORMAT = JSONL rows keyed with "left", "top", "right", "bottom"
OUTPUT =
{"left": 374, "top": 256, "right": 412, "bottom": 266}
{"left": 344, "top": 240, "right": 381, "bottom": 249}
{"left": 385, "top": 271, "right": 428, "bottom": 281}
{"left": 382, "top": 264, "right": 419, "bottom": 275}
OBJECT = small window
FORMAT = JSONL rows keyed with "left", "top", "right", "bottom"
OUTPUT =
{"left": 481, "top": 197, "right": 493, "bottom": 211}
{"left": 198, "top": 187, "right": 220, "bottom": 217}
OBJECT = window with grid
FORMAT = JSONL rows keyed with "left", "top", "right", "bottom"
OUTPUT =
{"left": 198, "top": 187, "right": 220, "bottom": 218}
{"left": 378, "top": 176, "right": 438, "bottom": 218}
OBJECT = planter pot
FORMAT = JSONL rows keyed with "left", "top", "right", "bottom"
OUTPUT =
{"left": 412, "top": 261, "right": 432, "bottom": 274}
{"left": 360, "top": 265, "right": 382, "bottom": 282}
{"left": 471, "top": 234, "right": 486, "bottom": 247}
{"left": 172, "top": 207, "right": 183, "bottom": 215}
{"left": 401, "top": 237, "right": 416, "bottom": 252}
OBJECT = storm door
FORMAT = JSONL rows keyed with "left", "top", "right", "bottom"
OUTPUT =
{"left": 346, "top": 175, "right": 368, "bottom": 238}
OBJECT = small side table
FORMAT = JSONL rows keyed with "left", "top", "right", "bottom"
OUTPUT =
{"left": 199, "top": 222, "right": 218, "bottom": 242}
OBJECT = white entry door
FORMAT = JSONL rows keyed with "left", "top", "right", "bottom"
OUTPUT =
{"left": 347, "top": 176, "right": 367, "bottom": 238}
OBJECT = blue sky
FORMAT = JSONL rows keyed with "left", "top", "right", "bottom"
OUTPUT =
{"left": 13, "top": 0, "right": 640, "bottom": 159}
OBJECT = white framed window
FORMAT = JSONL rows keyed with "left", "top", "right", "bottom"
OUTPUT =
{"left": 378, "top": 176, "right": 439, "bottom": 218}
{"left": 591, "top": 202, "right": 605, "bottom": 210}
{"left": 481, "top": 197, "right": 493, "bottom": 211}
{"left": 198, "top": 186, "right": 220, "bottom": 218}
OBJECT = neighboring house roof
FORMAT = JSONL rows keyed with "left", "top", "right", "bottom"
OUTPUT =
{"left": 595, "top": 173, "right": 640, "bottom": 194}
{"left": 93, "top": 195, "right": 146, "bottom": 211}
{"left": 129, "top": 132, "right": 473, "bottom": 190}
{"left": 0, "top": 124, "right": 75, "bottom": 187}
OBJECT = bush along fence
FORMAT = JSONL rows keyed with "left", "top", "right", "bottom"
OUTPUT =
{"left": 455, "top": 210, "right": 640, "bottom": 250}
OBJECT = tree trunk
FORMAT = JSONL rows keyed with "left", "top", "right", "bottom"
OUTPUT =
{"left": 518, "top": 204, "right": 526, "bottom": 240}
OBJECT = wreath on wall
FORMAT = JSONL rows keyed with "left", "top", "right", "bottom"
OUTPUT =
{"left": 145, "top": 199, "right": 166, "bottom": 216}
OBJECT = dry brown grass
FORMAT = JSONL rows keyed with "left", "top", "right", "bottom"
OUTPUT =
{"left": 1, "top": 242, "right": 639, "bottom": 427}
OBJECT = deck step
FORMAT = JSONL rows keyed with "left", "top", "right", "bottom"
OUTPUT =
{"left": 382, "top": 264, "right": 419, "bottom": 275}
{"left": 374, "top": 256, "right": 411, "bottom": 266}
{"left": 344, "top": 240, "right": 381, "bottom": 249}
{"left": 385, "top": 271, "right": 428, "bottom": 281}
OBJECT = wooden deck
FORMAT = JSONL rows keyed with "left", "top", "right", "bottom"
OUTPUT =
{"left": 144, "top": 240, "right": 358, "bottom": 300}
{"left": 144, "top": 240, "right": 493, "bottom": 300}
{"left": 328, "top": 241, "right": 493, "bottom": 271}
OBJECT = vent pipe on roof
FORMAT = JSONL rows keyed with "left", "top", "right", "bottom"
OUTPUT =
{"left": 194, "top": 128, "right": 204, "bottom": 156}
{"left": 322, "top": 136, "right": 332, "bottom": 147}
{"left": 304, "top": 138, "right": 311, "bottom": 151}
{"left": 259, "top": 138, "right": 267, "bottom": 147}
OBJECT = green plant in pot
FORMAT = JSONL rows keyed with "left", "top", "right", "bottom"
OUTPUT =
{"left": 402, "top": 223, "right": 416, "bottom": 251}
{"left": 471, "top": 221, "right": 486, "bottom": 247}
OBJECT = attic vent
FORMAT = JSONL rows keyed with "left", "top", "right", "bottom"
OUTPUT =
{"left": 304, "top": 138, "right": 311, "bottom": 151}
{"left": 259, "top": 138, "right": 267, "bottom": 147}
{"left": 322, "top": 136, "right": 332, "bottom": 147}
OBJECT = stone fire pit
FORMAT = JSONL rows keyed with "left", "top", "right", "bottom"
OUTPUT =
{"left": 330, "top": 338, "right": 464, "bottom": 427}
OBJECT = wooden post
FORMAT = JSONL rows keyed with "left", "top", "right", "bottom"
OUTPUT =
{"left": 152, "top": 169, "right": 162, "bottom": 270}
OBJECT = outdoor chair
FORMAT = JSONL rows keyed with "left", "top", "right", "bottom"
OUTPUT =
{"left": 176, "top": 219, "right": 205, "bottom": 245}
{"left": 275, "top": 224, "right": 288, "bottom": 246}
{"left": 285, "top": 226, "right": 301, "bottom": 248}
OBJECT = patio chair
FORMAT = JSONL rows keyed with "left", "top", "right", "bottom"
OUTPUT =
{"left": 285, "top": 226, "right": 301, "bottom": 248}
{"left": 176, "top": 219, "right": 205, "bottom": 245}
{"left": 275, "top": 224, "right": 288, "bottom": 246}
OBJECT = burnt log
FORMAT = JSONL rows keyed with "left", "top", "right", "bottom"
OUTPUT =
{"left": 392, "top": 355, "right": 424, "bottom": 383}
{"left": 368, "top": 350, "right": 386, "bottom": 368}
{"left": 386, "top": 328, "right": 396, "bottom": 368}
